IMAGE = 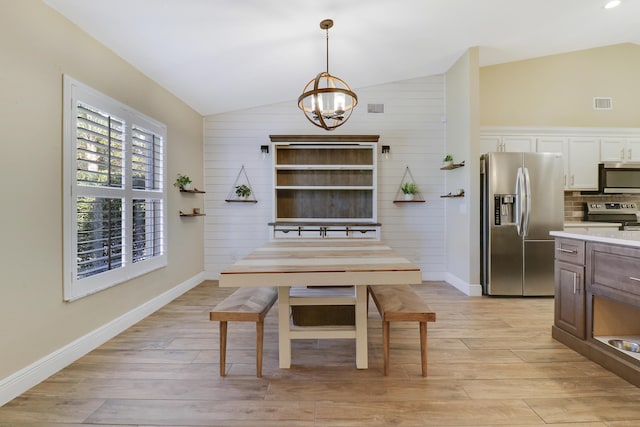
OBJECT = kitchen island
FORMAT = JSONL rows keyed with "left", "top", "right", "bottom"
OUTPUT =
{"left": 550, "top": 229, "right": 640, "bottom": 387}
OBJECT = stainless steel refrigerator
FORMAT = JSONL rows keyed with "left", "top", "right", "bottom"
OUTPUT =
{"left": 480, "top": 152, "right": 564, "bottom": 296}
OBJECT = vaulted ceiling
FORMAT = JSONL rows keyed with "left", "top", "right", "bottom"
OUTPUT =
{"left": 44, "top": 0, "right": 640, "bottom": 116}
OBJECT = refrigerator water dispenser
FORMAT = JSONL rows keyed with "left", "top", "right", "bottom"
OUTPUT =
{"left": 494, "top": 194, "right": 515, "bottom": 225}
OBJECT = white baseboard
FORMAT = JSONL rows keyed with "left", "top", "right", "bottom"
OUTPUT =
{"left": 0, "top": 272, "right": 205, "bottom": 407}
{"left": 443, "top": 273, "right": 483, "bottom": 296}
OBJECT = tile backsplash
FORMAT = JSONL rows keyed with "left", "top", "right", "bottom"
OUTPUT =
{"left": 564, "top": 191, "right": 639, "bottom": 221}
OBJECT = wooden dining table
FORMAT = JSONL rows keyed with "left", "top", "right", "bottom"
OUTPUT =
{"left": 218, "top": 238, "right": 422, "bottom": 369}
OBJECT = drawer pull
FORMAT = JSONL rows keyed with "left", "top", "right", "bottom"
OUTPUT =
{"left": 629, "top": 276, "right": 640, "bottom": 282}
{"left": 558, "top": 248, "right": 577, "bottom": 254}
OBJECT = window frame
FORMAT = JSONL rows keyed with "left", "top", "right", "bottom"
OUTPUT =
{"left": 63, "top": 76, "right": 167, "bottom": 301}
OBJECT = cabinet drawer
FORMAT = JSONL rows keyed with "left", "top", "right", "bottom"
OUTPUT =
{"left": 588, "top": 242, "right": 640, "bottom": 304}
{"left": 555, "top": 238, "right": 585, "bottom": 265}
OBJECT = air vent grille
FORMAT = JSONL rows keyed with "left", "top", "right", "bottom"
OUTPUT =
{"left": 367, "top": 103, "right": 384, "bottom": 113}
{"left": 593, "top": 97, "right": 612, "bottom": 110}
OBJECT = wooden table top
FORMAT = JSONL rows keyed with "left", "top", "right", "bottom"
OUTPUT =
{"left": 219, "top": 239, "right": 422, "bottom": 287}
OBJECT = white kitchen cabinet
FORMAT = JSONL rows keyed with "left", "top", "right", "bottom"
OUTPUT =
{"left": 536, "top": 136, "right": 598, "bottom": 190}
{"left": 482, "top": 127, "right": 640, "bottom": 190}
{"left": 567, "top": 137, "right": 600, "bottom": 190}
{"left": 600, "top": 138, "right": 640, "bottom": 163}
{"left": 479, "top": 135, "right": 533, "bottom": 153}
{"left": 479, "top": 136, "right": 501, "bottom": 153}
{"left": 537, "top": 136, "right": 568, "bottom": 187}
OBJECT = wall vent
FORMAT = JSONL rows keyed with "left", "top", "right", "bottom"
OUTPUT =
{"left": 367, "top": 103, "right": 384, "bottom": 113}
{"left": 593, "top": 97, "right": 612, "bottom": 110}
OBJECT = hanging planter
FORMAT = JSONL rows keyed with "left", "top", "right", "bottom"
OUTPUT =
{"left": 225, "top": 165, "right": 257, "bottom": 203}
{"left": 393, "top": 166, "right": 425, "bottom": 203}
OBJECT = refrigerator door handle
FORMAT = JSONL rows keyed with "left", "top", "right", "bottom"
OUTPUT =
{"left": 523, "top": 167, "right": 532, "bottom": 237}
{"left": 515, "top": 167, "right": 525, "bottom": 236}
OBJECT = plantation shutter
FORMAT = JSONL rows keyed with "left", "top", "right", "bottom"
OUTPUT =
{"left": 64, "top": 76, "right": 167, "bottom": 301}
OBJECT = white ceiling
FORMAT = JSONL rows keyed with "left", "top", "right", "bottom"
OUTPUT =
{"left": 43, "top": 0, "right": 640, "bottom": 116}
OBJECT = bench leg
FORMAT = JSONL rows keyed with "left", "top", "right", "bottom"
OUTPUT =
{"left": 256, "top": 319, "right": 264, "bottom": 378}
{"left": 419, "top": 321, "right": 427, "bottom": 377}
{"left": 219, "top": 321, "right": 228, "bottom": 377}
{"left": 382, "top": 320, "right": 390, "bottom": 376}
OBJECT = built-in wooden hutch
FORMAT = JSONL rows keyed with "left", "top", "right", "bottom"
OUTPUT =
{"left": 268, "top": 134, "right": 381, "bottom": 239}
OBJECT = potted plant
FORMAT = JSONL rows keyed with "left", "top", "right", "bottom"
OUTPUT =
{"left": 174, "top": 173, "right": 192, "bottom": 191}
{"left": 443, "top": 154, "right": 454, "bottom": 167}
{"left": 401, "top": 182, "right": 418, "bottom": 200}
{"left": 235, "top": 184, "right": 252, "bottom": 199}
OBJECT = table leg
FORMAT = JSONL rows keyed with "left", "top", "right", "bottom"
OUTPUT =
{"left": 278, "top": 286, "right": 291, "bottom": 368}
{"left": 355, "top": 285, "right": 368, "bottom": 369}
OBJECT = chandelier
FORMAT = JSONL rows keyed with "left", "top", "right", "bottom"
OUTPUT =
{"left": 298, "top": 19, "right": 358, "bottom": 131}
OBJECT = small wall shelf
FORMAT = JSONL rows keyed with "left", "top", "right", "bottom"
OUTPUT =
{"left": 179, "top": 210, "right": 206, "bottom": 217}
{"left": 440, "top": 160, "right": 465, "bottom": 170}
{"left": 440, "top": 190, "right": 465, "bottom": 198}
{"left": 393, "top": 199, "right": 426, "bottom": 204}
{"left": 225, "top": 165, "right": 258, "bottom": 203}
{"left": 178, "top": 182, "right": 205, "bottom": 217}
{"left": 225, "top": 199, "right": 258, "bottom": 203}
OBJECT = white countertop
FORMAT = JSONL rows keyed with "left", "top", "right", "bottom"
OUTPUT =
{"left": 550, "top": 229, "right": 640, "bottom": 248}
{"left": 564, "top": 221, "right": 621, "bottom": 228}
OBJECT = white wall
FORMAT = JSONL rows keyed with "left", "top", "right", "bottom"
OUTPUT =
{"left": 444, "top": 47, "right": 482, "bottom": 295}
{"left": 203, "top": 76, "right": 448, "bottom": 279}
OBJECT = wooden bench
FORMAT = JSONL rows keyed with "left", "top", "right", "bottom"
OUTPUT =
{"left": 209, "top": 286, "right": 278, "bottom": 377}
{"left": 367, "top": 285, "right": 436, "bottom": 377}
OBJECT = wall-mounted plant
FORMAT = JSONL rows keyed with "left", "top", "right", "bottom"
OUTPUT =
{"left": 235, "top": 184, "right": 252, "bottom": 199}
{"left": 443, "top": 154, "right": 454, "bottom": 166}
{"left": 401, "top": 182, "right": 418, "bottom": 200}
{"left": 174, "top": 173, "right": 192, "bottom": 190}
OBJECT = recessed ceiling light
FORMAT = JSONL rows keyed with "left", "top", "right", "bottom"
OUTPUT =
{"left": 604, "top": 0, "right": 621, "bottom": 9}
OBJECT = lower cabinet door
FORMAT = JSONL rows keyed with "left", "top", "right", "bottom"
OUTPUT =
{"left": 554, "top": 261, "right": 586, "bottom": 339}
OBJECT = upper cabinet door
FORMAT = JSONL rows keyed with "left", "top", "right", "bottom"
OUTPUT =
{"left": 567, "top": 137, "right": 600, "bottom": 190}
{"left": 600, "top": 138, "right": 626, "bottom": 162}
{"left": 625, "top": 138, "right": 640, "bottom": 162}
{"left": 600, "top": 138, "right": 640, "bottom": 163}
{"left": 502, "top": 136, "right": 533, "bottom": 153}
{"left": 479, "top": 136, "right": 502, "bottom": 153}
{"left": 537, "top": 137, "right": 568, "bottom": 188}
{"left": 479, "top": 135, "right": 533, "bottom": 153}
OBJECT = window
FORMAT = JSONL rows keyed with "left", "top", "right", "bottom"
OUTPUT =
{"left": 63, "top": 76, "right": 167, "bottom": 301}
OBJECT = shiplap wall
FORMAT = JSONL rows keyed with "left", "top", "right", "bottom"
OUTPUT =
{"left": 203, "top": 75, "right": 447, "bottom": 279}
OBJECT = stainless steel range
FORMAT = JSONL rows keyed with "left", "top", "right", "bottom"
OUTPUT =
{"left": 585, "top": 201, "right": 640, "bottom": 230}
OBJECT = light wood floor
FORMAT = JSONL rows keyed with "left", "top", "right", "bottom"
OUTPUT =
{"left": 2, "top": 281, "right": 640, "bottom": 426}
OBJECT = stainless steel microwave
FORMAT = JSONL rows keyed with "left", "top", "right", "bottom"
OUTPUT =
{"left": 599, "top": 163, "right": 640, "bottom": 193}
